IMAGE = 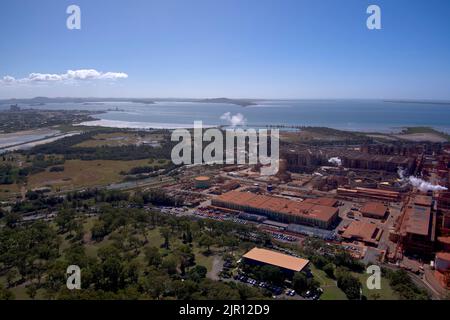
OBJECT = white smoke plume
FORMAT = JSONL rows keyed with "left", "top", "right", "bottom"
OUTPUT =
{"left": 220, "top": 112, "right": 247, "bottom": 127}
{"left": 328, "top": 157, "right": 342, "bottom": 166}
{"left": 398, "top": 167, "right": 448, "bottom": 192}
{"left": 408, "top": 176, "right": 448, "bottom": 192}
{"left": 313, "top": 172, "right": 324, "bottom": 177}
{"left": 397, "top": 167, "right": 406, "bottom": 180}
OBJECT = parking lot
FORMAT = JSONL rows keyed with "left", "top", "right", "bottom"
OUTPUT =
{"left": 232, "top": 273, "right": 322, "bottom": 300}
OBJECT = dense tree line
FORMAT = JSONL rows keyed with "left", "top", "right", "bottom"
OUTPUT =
{"left": 24, "top": 131, "right": 174, "bottom": 161}
{"left": 0, "top": 189, "right": 272, "bottom": 300}
{"left": 0, "top": 155, "right": 65, "bottom": 185}
{"left": 384, "top": 268, "right": 429, "bottom": 300}
{"left": 335, "top": 267, "right": 362, "bottom": 300}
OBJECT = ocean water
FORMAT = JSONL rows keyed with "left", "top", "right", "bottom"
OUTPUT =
{"left": 2, "top": 100, "right": 450, "bottom": 133}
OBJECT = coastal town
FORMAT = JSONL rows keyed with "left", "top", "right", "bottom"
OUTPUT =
{"left": 1, "top": 0, "right": 450, "bottom": 309}
{"left": 0, "top": 104, "right": 449, "bottom": 300}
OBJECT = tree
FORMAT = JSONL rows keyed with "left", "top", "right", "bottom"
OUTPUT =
{"left": 323, "top": 263, "right": 335, "bottom": 279}
{"left": 258, "top": 265, "right": 284, "bottom": 285}
{"left": 5, "top": 268, "right": 19, "bottom": 288}
{"left": 160, "top": 227, "right": 171, "bottom": 249}
{"left": 0, "top": 284, "right": 14, "bottom": 300}
{"left": 292, "top": 272, "right": 308, "bottom": 293}
{"left": 336, "top": 268, "right": 362, "bottom": 300}
{"left": 144, "top": 246, "right": 162, "bottom": 267}
{"left": 198, "top": 233, "right": 214, "bottom": 254}
{"left": 311, "top": 254, "right": 329, "bottom": 269}
{"left": 91, "top": 221, "right": 108, "bottom": 241}
{"left": 55, "top": 209, "right": 77, "bottom": 234}
{"left": 140, "top": 273, "right": 168, "bottom": 299}
{"left": 188, "top": 265, "right": 207, "bottom": 282}
{"left": 370, "top": 292, "right": 381, "bottom": 300}
{"left": 5, "top": 212, "right": 21, "bottom": 228}
{"left": 162, "top": 255, "right": 178, "bottom": 275}
{"left": 386, "top": 269, "right": 429, "bottom": 300}
{"left": 334, "top": 251, "right": 364, "bottom": 272}
{"left": 26, "top": 283, "right": 38, "bottom": 299}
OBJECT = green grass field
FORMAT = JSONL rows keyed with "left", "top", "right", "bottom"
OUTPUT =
{"left": 310, "top": 264, "right": 398, "bottom": 300}
{"left": 27, "top": 159, "right": 156, "bottom": 191}
{"left": 353, "top": 272, "right": 399, "bottom": 300}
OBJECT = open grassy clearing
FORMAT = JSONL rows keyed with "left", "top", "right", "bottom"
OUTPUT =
{"left": 26, "top": 159, "right": 154, "bottom": 191}
{"left": 74, "top": 132, "right": 166, "bottom": 148}
{"left": 309, "top": 264, "right": 398, "bottom": 300}
{"left": 353, "top": 272, "right": 399, "bottom": 300}
{"left": 0, "top": 184, "right": 21, "bottom": 200}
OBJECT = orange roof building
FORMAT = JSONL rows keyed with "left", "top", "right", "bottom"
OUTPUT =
{"left": 399, "top": 196, "right": 436, "bottom": 256}
{"left": 242, "top": 247, "right": 310, "bottom": 274}
{"left": 438, "top": 236, "right": 450, "bottom": 251}
{"left": 414, "top": 195, "right": 433, "bottom": 207}
{"left": 360, "top": 202, "right": 389, "bottom": 219}
{"left": 341, "top": 221, "right": 382, "bottom": 246}
{"left": 435, "top": 252, "right": 450, "bottom": 273}
{"left": 212, "top": 191, "right": 339, "bottom": 229}
{"left": 337, "top": 187, "right": 400, "bottom": 202}
{"left": 303, "top": 197, "right": 338, "bottom": 207}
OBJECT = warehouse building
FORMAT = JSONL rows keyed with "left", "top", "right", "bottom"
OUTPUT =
{"left": 341, "top": 220, "right": 383, "bottom": 246}
{"left": 212, "top": 191, "right": 339, "bottom": 229}
{"left": 337, "top": 187, "right": 400, "bottom": 202}
{"left": 242, "top": 247, "right": 310, "bottom": 277}
{"left": 361, "top": 202, "right": 389, "bottom": 219}
{"left": 400, "top": 196, "right": 436, "bottom": 257}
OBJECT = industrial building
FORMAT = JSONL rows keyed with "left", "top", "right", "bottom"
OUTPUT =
{"left": 340, "top": 220, "right": 382, "bottom": 246}
{"left": 194, "top": 176, "right": 211, "bottom": 189}
{"left": 361, "top": 202, "right": 389, "bottom": 219}
{"left": 399, "top": 196, "right": 436, "bottom": 257}
{"left": 434, "top": 252, "right": 450, "bottom": 289}
{"left": 283, "top": 148, "right": 415, "bottom": 173}
{"left": 212, "top": 191, "right": 339, "bottom": 229}
{"left": 242, "top": 247, "right": 310, "bottom": 277}
{"left": 337, "top": 187, "right": 400, "bottom": 202}
{"left": 437, "top": 236, "right": 450, "bottom": 251}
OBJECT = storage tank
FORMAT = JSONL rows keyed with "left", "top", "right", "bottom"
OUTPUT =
{"left": 194, "top": 176, "right": 211, "bottom": 189}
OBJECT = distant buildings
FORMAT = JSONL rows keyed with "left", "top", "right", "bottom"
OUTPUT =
{"left": 212, "top": 191, "right": 339, "bottom": 229}
{"left": 283, "top": 147, "right": 415, "bottom": 173}
{"left": 9, "top": 104, "right": 20, "bottom": 112}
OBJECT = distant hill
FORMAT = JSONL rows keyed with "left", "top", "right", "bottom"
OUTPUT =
{"left": 0, "top": 97, "right": 259, "bottom": 107}
{"left": 197, "top": 98, "right": 256, "bottom": 107}
{"left": 384, "top": 100, "right": 450, "bottom": 106}
{"left": 0, "top": 97, "right": 155, "bottom": 105}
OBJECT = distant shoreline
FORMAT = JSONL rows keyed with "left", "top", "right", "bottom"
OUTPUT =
{"left": 384, "top": 100, "right": 450, "bottom": 106}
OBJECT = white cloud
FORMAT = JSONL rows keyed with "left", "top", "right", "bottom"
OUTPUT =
{"left": 220, "top": 112, "right": 247, "bottom": 127}
{"left": 0, "top": 69, "right": 128, "bottom": 85}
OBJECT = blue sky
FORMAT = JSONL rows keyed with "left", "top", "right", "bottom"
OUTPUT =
{"left": 0, "top": 0, "right": 449, "bottom": 99}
